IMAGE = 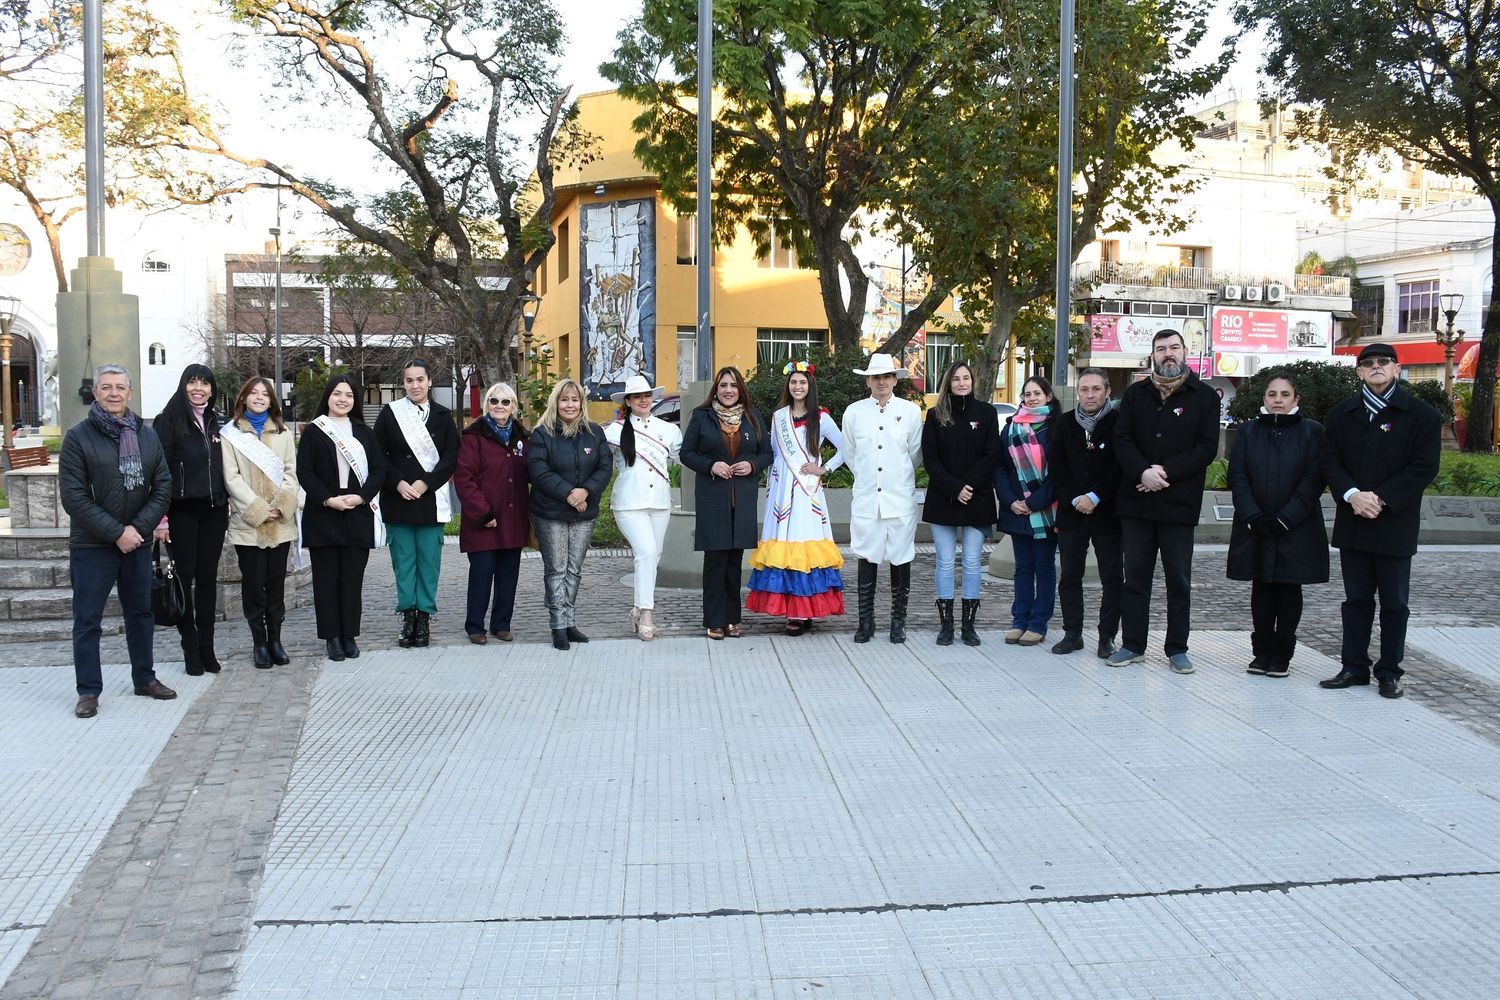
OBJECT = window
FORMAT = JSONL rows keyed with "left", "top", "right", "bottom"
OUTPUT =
{"left": 1132, "top": 302, "right": 1171, "bottom": 317}
{"left": 148, "top": 343, "right": 167, "bottom": 366}
{"left": 924, "top": 334, "right": 960, "bottom": 387}
{"left": 677, "top": 326, "right": 700, "bottom": 388}
{"left": 1176, "top": 246, "right": 1209, "bottom": 269}
{"left": 1100, "top": 240, "right": 1121, "bottom": 264}
{"left": 141, "top": 253, "right": 171, "bottom": 273}
{"left": 756, "top": 220, "right": 799, "bottom": 269}
{"left": 676, "top": 214, "right": 696, "bottom": 265}
{"left": 756, "top": 328, "right": 824, "bottom": 368}
{"left": 1397, "top": 279, "right": 1439, "bottom": 334}
{"left": 556, "top": 220, "right": 570, "bottom": 282}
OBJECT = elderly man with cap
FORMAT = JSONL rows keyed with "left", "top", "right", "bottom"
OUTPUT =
{"left": 841, "top": 353, "right": 924, "bottom": 643}
{"left": 1319, "top": 342, "right": 1441, "bottom": 699}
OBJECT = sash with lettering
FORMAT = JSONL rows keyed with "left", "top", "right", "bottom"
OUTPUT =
{"left": 390, "top": 397, "right": 453, "bottom": 522}
{"left": 221, "top": 422, "right": 304, "bottom": 564}
{"left": 313, "top": 415, "right": 385, "bottom": 548}
{"left": 774, "top": 408, "right": 823, "bottom": 497}
{"left": 627, "top": 418, "right": 673, "bottom": 486}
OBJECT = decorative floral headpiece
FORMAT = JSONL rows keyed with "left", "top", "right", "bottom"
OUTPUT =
{"left": 782, "top": 360, "right": 816, "bottom": 376}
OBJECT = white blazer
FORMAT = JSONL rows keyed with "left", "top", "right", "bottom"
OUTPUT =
{"left": 841, "top": 395, "right": 924, "bottom": 520}
{"left": 604, "top": 415, "right": 682, "bottom": 511}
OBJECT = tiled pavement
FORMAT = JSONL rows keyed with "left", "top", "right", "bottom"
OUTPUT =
{"left": 0, "top": 547, "right": 1498, "bottom": 998}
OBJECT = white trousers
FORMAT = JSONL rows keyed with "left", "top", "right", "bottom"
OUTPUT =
{"left": 850, "top": 511, "right": 918, "bottom": 566}
{"left": 615, "top": 507, "right": 671, "bottom": 609}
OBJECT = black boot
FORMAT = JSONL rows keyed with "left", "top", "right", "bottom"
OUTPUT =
{"left": 552, "top": 628, "right": 571, "bottom": 650}
{"left": 398, "top": 608, "right": 417, "bottom": 648}
{"left": 935, "top": 599, "right": 955, "bottom": 646}
{"left": 414, "top": 611, "right": 431, "bottom": 648}
{"left": 180, "top": 630, "right": 204, "bottom": 677}
{"left": 1266, "top": 633, "right": 1294, "bottom": 678}
{"left": 1051, "top": 632, "right": 1083, "bottom": 654}
{"left": 853, "top": 560, "right": 878, "bottom": 643}
{"left": 565, "top": 625, "right": 590, "bottom": 643}
{"left": 889, "top": 563, "right": 911, "bottom": 644}
{"left": 250, "top": 617, "right": 273, "bottom": 669}
{"left": 325, "top": 638, "right": 346, "bottom": 662}
{"left": 199, "top": 625, "right": 222, "bottom": 674}
{"left": 960, "top": 598, "right": 982, "bottom": 647}
{"left": 266, "top": 615, "right": 291, "bottom": 665}
{"left": 1248, "top": 629, "right": 1270, "bottom": 674}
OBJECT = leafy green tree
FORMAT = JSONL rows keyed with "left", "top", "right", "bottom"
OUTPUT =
{"left": 603, "top": 0, "right": 991, "bottom": 354}
{"left": 745, "top": 344, "right": 923, "bottom": 427}
{"left": 291, "top": 358, "right": 348, "bottom": 424}
{"left": 1236, "top": 0, "right": 1500, "bottom": 451}
{"left": 897, "top": 0, "right": 1228, "bottom": 399}
{"left": 1225, "top": 361, "right": 1454, "bottom": 424}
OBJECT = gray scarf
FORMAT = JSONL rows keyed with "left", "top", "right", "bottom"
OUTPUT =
{"left": 1074, "top": 398, "right": 1118, "bottom": 443}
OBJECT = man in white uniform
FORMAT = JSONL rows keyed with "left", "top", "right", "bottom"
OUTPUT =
{"left": 841, "top": 353, "right": 924, "bottom": 643}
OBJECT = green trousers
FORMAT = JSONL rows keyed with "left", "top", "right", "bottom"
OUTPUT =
{"left": 387, "top": 522, "right": 445, "bottom": 614}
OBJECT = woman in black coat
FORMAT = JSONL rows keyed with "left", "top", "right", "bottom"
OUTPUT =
{"left": 153, "top": 363, "right": 229, "bottom": 675}
{"left": 680, "top": 366, "right": 773, "bottom": 639}
{"left": 921, "top": 361, "right": 1000, "bottom": 646}
{"left": 526, "top": 378, "right": 613, "bottom": 650}
{"left": 297, "top": 375, "right": 386, "bottom": 662}
{"left": 1226, "top": 372, "right": 1329, "bottom": 678}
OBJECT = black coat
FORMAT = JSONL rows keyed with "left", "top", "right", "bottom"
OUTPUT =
{"left": 373, "top": 400, "right": 460, "bottom": 526}
{"left": 921, "top": 396, "right": 1000, "bottom": 527}
{"left": 297, "top": 421, "right": 386, "bottom": 549}
{"left": 1226, "top": 412, "right": 1329, "bottom": 584}
{"left": 1048, "top": 405, "right": 1123, "bottom": 533}
{"left": 526, "top": 422, "right": 612, "bottom": 523}
{"left": 1321, "top": 383, "right": 1441, "bottom": 557}
{"left": 153, "top": 404, "right": 226, "bottom": 509}
{"left": 680, "top": 406, "right": 773, "bottom": 551}
{"left": 60, "top": 416, "right": 173, "bottom": 549}
{"left": 1113, "top": 372, "right": 1221, "bottom": 525}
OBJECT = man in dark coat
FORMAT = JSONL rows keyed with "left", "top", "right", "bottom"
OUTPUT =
{"left": 1047, "top": 368, "right": 1124, "bottom": 658}
{"left": 59, "top": 364, "right": 176, "bottom": 718}
{"left": 374, "top": 359, "right": 460, "bottom": 648}
{"left": 1108, "top": 330, "right": 1221, "bottom": 674}
{"left": 1318, "top": 343, "right": 1441, "bottom": 699}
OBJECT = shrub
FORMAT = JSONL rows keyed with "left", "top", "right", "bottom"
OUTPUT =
{"left": 745, "top": 344, "right": 924, "bottom": 427}
{"left": 1225, "top": 362, "right": 1453, "bottom": 424}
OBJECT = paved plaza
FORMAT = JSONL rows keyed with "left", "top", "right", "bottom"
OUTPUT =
{"left": 1, "top": 547, "right": 1499, "bottom": 998}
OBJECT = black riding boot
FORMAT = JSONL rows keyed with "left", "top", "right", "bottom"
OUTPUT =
{"left": 266, "top": 615, "right": 291, "bottom": 665}
{"left": 960, "top": 598, "right": 982, "bottom": 646}
{"left": 852, "top": 559, "right": 878, "bottom": 643}
{"left": 935, "top": 599, "right": 955, "bottom": 646}
{"left": 398, "top": 608, "right": 417, "bottom": 648}
{"left": 180, "top": 628, "right": 204, "bottom": 677}
{"left": 414, "top": 610, "right": 431, "bottom": 647}
{"left": 250, "top": 617, "right": 273, "bottom": 669}
{"left": 889, "top": 562, "right": 911, "bottom": 644}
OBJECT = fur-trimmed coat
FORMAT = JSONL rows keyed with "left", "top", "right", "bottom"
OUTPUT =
{"left": 221, "top": 419, "right": 301, "bottom": 549}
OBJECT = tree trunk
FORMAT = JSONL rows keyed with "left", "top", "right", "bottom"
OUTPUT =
{"left": 1461, "top": 207, "right": 1500, "bottom": 453}
{"left": 972, "top": 294, "right": 1025, "bottom": 403}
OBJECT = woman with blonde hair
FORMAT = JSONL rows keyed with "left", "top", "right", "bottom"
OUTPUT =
{"left": 220, "top": 376, "right": 300, "bottom": 668}
{"left": 527, "top": 378, "right": 612, "bottom": 650}
{"left": 453, "top": 382, "right": 531, "bottom": 643}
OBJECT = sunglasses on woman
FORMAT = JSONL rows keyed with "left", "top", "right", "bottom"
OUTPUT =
{"left": 488, "top": 397, "right": 514, "bottom": 406}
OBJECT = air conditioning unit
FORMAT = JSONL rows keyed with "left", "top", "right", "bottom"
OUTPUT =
{"left": 1221, "top": 285, "right": 1242, "bottom": 301}
{"left": 1265, "top": 282, "right": 1287, "bottom": 303}
{"left": 1245, "top": 285, "right": 1264, "bottom": 302}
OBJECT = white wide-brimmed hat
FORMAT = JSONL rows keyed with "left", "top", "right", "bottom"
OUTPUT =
{"left": 610, "top": 374, "right": 665, "bottom": 403}
{"left": 852, "top": 353, "right": 909, "bottom": 378}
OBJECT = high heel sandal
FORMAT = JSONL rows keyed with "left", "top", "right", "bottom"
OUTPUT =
{"left": 629, "top": 607, "right": 641, "bottom": 634}
{"left": 638, "top": 612, "right": 656, "bottom": 641}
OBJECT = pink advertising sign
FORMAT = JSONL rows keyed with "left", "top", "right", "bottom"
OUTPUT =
{"left": 1212, "top": 308, "right": 1331, "bottom": 355}
{"left": 1088, "top": 314, "right": 1210, "bottom": 373}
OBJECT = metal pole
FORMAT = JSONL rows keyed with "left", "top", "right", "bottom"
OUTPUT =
{"left": 695, "top": 0, "right": 713, "bottom": 380}
{"left": 83, "top": 0, "right": 106, "bottom": 256}
{"left": 1052, "top": 0, "right": 1076, "bottom": 388}
{"left": 272, "top": 188, "right": 284, "bottom": 406}
{"left": 0, "top": 329, "right": 12, "bottom": 450}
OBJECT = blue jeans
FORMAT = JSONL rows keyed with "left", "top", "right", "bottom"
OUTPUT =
{"left": 71, "top": 545, "right": 158, "bottom": 696}
{"left": 931, "top": 524, "right": 986, "bottom": 600}
{"left": 1009, "top": 534, "right": 1058, "bottom": 634}
{"left": 466, "top": 548, "right": 523, "bottom": 635}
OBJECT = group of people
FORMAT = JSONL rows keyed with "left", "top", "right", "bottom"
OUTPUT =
{"left": 61, "top": 333, "right": 1439, "bottom": 717}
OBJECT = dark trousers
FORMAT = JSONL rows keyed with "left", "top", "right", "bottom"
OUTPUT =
{"left": 1339, "top": 549, "right": 1413, "bottom": 679}
{"left": 237, "top": 543, "right": 291, "bottom": 624}
{"left": 1120, "top": 517, "right": 1196, "bottom": 656}
{"left": 167, "top": 505, "right": 228, "bottom": 645}
{"left": 71, "top": 545, "right": 157, "bottom": 696}
{"left": 466, "top": 548, "right": 522, "bottom": 635}
{"left": 1250, "top": 579, "right": 1304, "bottom": 657}
{"left": 1057, "top": 521, "right": 1123, "bottom": 639}
{"left": 309, "top": 545, "right": 369, "bottom": 640}
{"left": 702, "top": 549, "right": 744, "bottom": 629}
{"left": 1009, "top": 534, "right": 1058, "bottom": 633}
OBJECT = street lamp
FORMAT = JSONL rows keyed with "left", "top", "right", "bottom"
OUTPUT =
{"left": 520, "top": 293, "right": 541, "bottom": 381}
{"left": 0, "top": 295, "right": 18, "bottom": 450}
{"left": 270, "top": 185, "right": 284, "bottom": 409}
{"left": 1438, "top": 292, "right": 1465, "bottom": 402}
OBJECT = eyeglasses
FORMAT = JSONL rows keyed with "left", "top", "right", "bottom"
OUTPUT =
{"left": 488, "top": 397, "right": 514, "bottom": 406}
{"left": 1357, "top": 358, "right": 1396, "bottom": 369}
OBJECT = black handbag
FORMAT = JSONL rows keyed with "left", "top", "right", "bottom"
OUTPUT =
{"left": 151, "top": 540, "right": 187, "bottom": 627}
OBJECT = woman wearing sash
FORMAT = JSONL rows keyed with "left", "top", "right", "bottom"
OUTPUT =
{"left": 604, "top": 374, "right": 682, "bottom": 641}
{"left": 745, "top": 362, "right": 846, "bottom": 635}
{"left": 221, "top": 377, "right": 300, "bottom": 668}
{"left": 453, "top": 382, "right": 531, "bottom": 644}
{"left": 994, "top": 375, "right": 1060, "bottom": 646}
{"left": 297, "top": 375, "right": 386, "bottom": 662}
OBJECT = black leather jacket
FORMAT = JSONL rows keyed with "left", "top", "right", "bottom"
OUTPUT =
{"left": 153, "top": 406, "right": 226, "bottom": 508}
{"left": 59, "top": 417, "right": 173, "bottom": 548}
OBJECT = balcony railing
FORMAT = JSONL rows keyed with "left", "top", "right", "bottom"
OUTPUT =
{"left": 1073, "top": 262, "right": 1350, "bottom": 298}
{"left": 1291, "top": 273, "right": 1351, "bottom": 296}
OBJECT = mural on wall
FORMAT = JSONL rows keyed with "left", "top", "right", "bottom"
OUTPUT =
{"left": 580, "top": 199, "right": 656, "bottom": 401}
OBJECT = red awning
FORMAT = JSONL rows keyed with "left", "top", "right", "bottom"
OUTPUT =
{"left": 1457, "top": 342, "right": 1500, "bottom": 380}
{"left": 1333, "top": 341, "right": 1450, "bottom": 365}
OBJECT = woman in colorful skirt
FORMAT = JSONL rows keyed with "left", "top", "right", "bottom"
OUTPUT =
{"left": 746, "top": 361, "right": 847, "bottom": 634}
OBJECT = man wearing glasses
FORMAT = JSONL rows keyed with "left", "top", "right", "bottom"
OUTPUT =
{"left": 1320, "top": 342, "right": 1441, "bottom": 699}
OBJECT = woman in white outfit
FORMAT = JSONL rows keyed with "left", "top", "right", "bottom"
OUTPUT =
{"left": 604, "top": 374, "right": 682, "bottom": 640}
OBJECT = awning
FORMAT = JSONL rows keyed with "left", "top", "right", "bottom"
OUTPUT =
{"left": 1331, "top": 310, "right": 1357, "bottom": 320}
{"left": 1333, "top": 341, "right": 1449, "bottom": 364}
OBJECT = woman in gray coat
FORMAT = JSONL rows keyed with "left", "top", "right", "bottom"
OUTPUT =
{"left": 680, "top": 367, "right": 773, "bottom": 639}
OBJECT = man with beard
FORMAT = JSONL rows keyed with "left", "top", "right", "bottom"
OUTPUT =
{"left": 1047, "top": 368, "right": 1124, "bottom": 658}
{"left": 1318, "top": 343, "right": 1440, "bottom": 699}
{"left": 1106, "top": 330, "right": 1221, "bottom": 673}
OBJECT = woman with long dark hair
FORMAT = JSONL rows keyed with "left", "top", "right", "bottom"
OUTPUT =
{"left": 153, "top": 363, "right": 229, "bottom": 674}
{"left": 221, "top": 377, "right": 300, "bottom": 668}
{"left": 994, "top": 374, "right": 1059, "bottom": 646}
{"left": 296, "top": 375, "right": 386, "bottom": 661}
{"left": 680, "top": 366, "right": 773, "bottom": 639}
{"left": 453, "top": 381, "right": 531, "bottom": 643}
{"left": 922, "top": 361, "right": 1001, "bottom": 646}
{"left": 746, "top": 361, "right": 846, "bottom": 634}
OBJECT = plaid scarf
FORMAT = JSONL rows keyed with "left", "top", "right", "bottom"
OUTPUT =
{"left": 1006, "top": 406, "right": 1055, "bottom": 538}
{"left": 87, "top": 401, "right": 145, "bottom": 490}
{"left": 1362, "top": 382, "right": 1395, "bottom": 421}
